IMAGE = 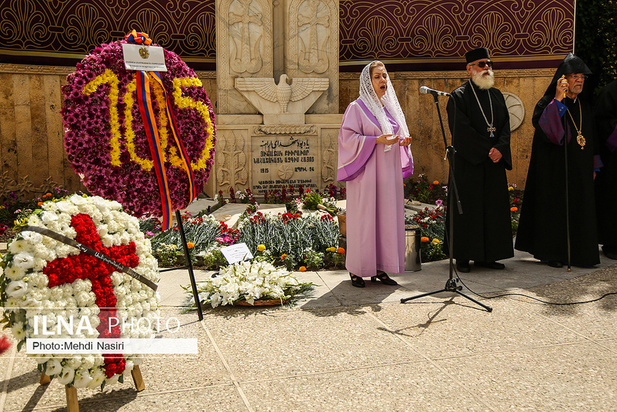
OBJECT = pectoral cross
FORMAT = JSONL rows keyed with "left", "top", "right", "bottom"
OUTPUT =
{"left": 487, "top": 124, "right": 496, "bottom": 138}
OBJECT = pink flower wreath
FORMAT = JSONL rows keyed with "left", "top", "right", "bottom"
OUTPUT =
{"left": 61, "top": 37, "right": 216, "bottom": 218}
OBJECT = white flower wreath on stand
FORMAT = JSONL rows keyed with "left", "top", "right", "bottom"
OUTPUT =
{"left": 0, "top": 194, "right": 160, "bottom": 389}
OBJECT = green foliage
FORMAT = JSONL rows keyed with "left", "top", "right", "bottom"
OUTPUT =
{"left": 237, "top": 211, "right": 340, "bottom": 269}
{"left": 576, "top": 1, "right": 617, "bottom": 90}
{"left": 303, "top": 248, "right": 324, "bottom": 270}
{"left": 404, "top": 174, "right": 447, "bottom": 205}
{"left": 200, "top": 249, "right": 228, "bottom": 270}
{"left": 508, "top": 184, "right": 524, "bottom": 236}
{"left": 302, "top": 191, "right": 322, "bottom": 210}
{"left": 144, "top": 215, "right": 223, "bottom": 257}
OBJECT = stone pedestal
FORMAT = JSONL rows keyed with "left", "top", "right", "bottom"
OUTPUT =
{"left": 215, "top": 114, "right": 341, "bottom": 194}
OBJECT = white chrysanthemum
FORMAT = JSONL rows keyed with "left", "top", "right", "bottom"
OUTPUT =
{"left": 55, "top": 200, "right": 79, "bottom": 215}
{"left": 68, "top": 194, "right": 87, "bottom": 205}
{"left": 27, "top": 273, "right": 48, "bottom": 288}
{"left": 33, "top": 242, "right": 56, "bottom": 262}
{"left": 21, "top": 230, "right": 43, "bottom": 245}
{"left": 40, "top": 211, "right": 59, "bottom": 225}
{"left": 4, "top": 265, "right": 26, "bottom": 281}
{"left": 11, "top": 322, "right": 26, "bottom": 340}
{"left": 8, "top": 239, "right": 29, "bottom": 254}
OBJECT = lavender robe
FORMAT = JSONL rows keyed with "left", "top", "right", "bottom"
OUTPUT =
{"left": 337, "top": 99, "right": 413, "bottom": 277}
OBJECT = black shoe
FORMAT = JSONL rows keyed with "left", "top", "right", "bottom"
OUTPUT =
{"left": 350, "top": 274, "right": 365, "bottom": 288}
{"left": 456, "top": 260, "right": 471, "bottom": 273}
{"left": 371, "top": 271, "right": 398, "bottom": 285}
{"left": 475, "top": 261, "right": 506, "bottom": 270}
{"left": 547, "top": 260, "right": 563, "bottom": 268}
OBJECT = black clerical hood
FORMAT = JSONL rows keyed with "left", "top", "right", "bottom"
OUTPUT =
{"left": 543, "top": 53, "right": 593, "bottom": 99}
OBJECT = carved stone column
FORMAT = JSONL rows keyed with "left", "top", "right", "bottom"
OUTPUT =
{"left": 214, "top": 0, "right": 341, "bottom": 196}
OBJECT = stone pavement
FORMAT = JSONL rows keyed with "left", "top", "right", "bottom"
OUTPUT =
{"left": 2, "top": 200, "right": 617, "bottom": 411}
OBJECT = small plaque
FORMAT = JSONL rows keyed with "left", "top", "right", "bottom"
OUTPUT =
{"left": 221, "top": 243, "right": 254, "bottom": 265}
{"left": 122, "top": 44, "right": 167, "bottom": 72}
{"left": 252, "top": 135, "right": 320, "bottom": 194}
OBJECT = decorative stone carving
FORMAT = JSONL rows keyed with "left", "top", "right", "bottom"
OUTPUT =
{"left": 216, "top": 0, "right": 273, "bottom": 114}
{"left": 320, "top": 128, "right": 338, "bottom": 184}
{"left": 215, "top": 129, "right": 249, "bottom": 192}
{"left": 0, "top": 172, "right": 64, "bottom": 199}
{"left": 229, "top": 0, "right": 264, "bottom": 74}
{"left": 503, "top": 92, "right": 525, "bottom": 131}
{"left": 297, "top": 0, "right": 330, "bottom": 74}
{"left": 235, "top": 74, "right": 329, "bottom": 124}
{"left": 286, "top": 0, "right": 339, "bottom": 114}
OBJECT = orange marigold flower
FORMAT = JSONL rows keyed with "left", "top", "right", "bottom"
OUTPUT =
{"left": 44, "top": 192, "right": 52, "bottom": 198}
{"left": 510, "top": 206, "right": 518, "bottom": 212}
{"left": 299, "top": 266, "right": 307, "bottom": 272}
{"left": 37, "top": 202, "right": 43, "bottom": 206}
{"left": 421, "top": 236, "right": 430, "bottom": 243}
{"left": 281, "top": 254, "right": 287, "bottom": 259}
{"left": 186, "top": 242, "right": 195, "bottom": 249}
{"left": 336, "top": 247, "right": 345, "bottom": 254}
{"left": 433, "top": 180, "right": 440, "bottom": 185}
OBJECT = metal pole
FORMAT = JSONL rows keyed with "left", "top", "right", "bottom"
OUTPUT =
{"left": 176, "top": 210, "right": 203, "bottom": 320}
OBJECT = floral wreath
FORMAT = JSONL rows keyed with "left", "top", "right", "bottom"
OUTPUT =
{"left": 0, "top": 195, "right": 160, "bottom": 388}
{"left": 61, "top": 32, "right": 216, "bottom": 224}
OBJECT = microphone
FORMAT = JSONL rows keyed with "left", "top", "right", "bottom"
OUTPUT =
{"left": 419, "top": 86, "right": 451, "bottom": 97}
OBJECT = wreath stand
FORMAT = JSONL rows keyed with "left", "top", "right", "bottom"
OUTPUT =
{"left": 159, "top": 210, "right": 204, "bottom": 320}
{"left": 39, "top": 366, "right": 145, "bottom": 411}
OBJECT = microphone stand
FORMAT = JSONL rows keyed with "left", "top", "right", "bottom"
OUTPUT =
{"left": 401, "top": 91, "right": 492, "bottom": 312}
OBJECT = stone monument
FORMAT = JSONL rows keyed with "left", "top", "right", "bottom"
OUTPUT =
{"left": 215, "top": 0, "right": 342, "bottom": 196}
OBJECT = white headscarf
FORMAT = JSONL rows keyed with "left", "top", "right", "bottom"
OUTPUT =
{"left": 358, "top": 61, "right": 411, "bottom": 151}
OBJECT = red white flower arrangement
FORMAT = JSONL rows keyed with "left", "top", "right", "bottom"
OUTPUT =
{"left": 61, "top": 38, "right": 216, "bottom": 218}
{"left": 0, "top": 195, "right": 160, "bottom": 388}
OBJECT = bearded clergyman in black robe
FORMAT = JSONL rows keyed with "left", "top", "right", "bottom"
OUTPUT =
{"left": 594, "top": 79, "right": 617, "bottom": 260}
{"left": 445, "top": 47, "right": 513, "bottom": 273}
{"left": 515, "top": 53, "right": 601, "bottom": 268}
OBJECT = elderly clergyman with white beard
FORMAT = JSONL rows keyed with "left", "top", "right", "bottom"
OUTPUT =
{"left": 445, "top": 47, "right": 514, "bottom": 273}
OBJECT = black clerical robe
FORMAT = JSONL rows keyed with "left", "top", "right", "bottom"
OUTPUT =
{"left": 594, "top": 79, "right": 617, "bottom": 254}
{"left": 445, "top": 80, "right": 514, "bottom": 262}
{"left": 515, "top": 95, "right": 600, "bottom": 266}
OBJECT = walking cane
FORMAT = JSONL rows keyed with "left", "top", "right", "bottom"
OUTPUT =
{"left": 561, "top": 76, "right": 572, "bottom": 271}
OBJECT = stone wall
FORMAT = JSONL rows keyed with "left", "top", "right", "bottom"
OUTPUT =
{"left": 0, "top": 64, "right": 553, "bottom": 200}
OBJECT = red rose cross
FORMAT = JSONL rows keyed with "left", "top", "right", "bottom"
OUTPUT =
{"left": 43, "top": 213, "right": 140, "bottom": 378}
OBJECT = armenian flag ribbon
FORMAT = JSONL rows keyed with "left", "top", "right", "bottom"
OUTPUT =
{"left": 127, "top": 31, "right": 196, "bottom": 230}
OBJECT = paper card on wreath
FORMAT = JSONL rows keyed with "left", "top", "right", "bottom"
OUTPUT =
{"left": 122, "top": 43, "right": 167, "bottom": 72}
{"left": 221, "top": 243, "right": 254, "bottom": 265}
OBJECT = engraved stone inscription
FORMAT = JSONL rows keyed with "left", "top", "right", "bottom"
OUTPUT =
{"left": 252, "top": 135, "right": 319, "bottom": 194}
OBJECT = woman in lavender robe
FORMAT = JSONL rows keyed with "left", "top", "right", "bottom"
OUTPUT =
{"left": 337, "top": 61, "right": 413, "bottom": 288}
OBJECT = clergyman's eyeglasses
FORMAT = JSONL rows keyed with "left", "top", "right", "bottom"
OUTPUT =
{"left": 469, "top": 60, "right": 493, "bottom": 69}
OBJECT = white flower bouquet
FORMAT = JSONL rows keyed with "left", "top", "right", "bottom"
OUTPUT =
{"left": 192, "top": 260, "right": 313, "bottom": 308}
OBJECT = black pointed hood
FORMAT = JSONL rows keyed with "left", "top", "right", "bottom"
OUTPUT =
{"left": 544, "top": 53, "right": 593, "bottom": 99}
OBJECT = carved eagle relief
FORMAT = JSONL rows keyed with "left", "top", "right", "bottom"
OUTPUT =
{"left": 235, "top": 74, "right": 329, "bottom": 113}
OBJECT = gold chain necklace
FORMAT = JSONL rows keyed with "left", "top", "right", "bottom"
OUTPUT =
{"left": 566, "top": 101, "right": 585, "bottom": 150}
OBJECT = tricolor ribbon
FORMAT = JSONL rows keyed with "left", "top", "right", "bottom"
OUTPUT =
{"left": 125, "top": 29, "right": 152, "bottom": 45}
{"left": 127, "top": 31, "right": 196, "bottom": 230}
